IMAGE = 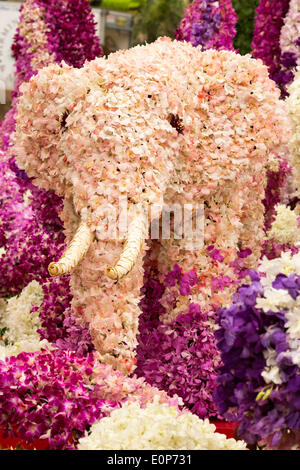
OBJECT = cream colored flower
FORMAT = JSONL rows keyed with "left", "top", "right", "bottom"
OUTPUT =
{"left": 256, "top": 288, "right": 294, "bottom": 312}
{"left": 78, "top": 401, "right": 247, "bottom": 450}
{"left": 0, "top": 281, "right": 52, "bottom": 359}
{"left": 266, "top": 204, "right": 300, "bottom": 245}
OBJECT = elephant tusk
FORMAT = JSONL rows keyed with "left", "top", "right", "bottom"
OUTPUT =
{"left": 105, "top": 209, "right": 148, "bottom": 281}
{"left": 48, "top": 220, "right": 93, "bottom": 276}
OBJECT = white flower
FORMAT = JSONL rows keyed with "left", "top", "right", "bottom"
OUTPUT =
{"left": 0, "top": 339, "right": 51, "bottom": 359}
{"left": 258, "top": 251, "right": 300, "bottom": 289}
{"left": 280, "top": 0, "right": 300, "bottom": 59}
{"left": 4, "top": 281, "right": 43, "bottom": 343}
{"left": 282, "top": 339, "right": 300, "bottom": 367}
{"left": 267, "top": 153, "right": 280, "bottom": 172}
{"left": 285, "top": 298, "right": 300, "bottom": 340}
{"left": 0, "top": 281, "right": 52, "bottom": 359}
{"left": 23, "top": 189, "right": 33, "bottom": 207}
{"left": 257, "top": 252, "right": 300, "bottom": 385}
{"left": 266, "top": 204, "right": 300, "bottom": 245}
{"left": 78, "top": 401, "right": 247, "bottom": 450}
{"left": 256, "top": 288, "right": 294, "bottom": 312}
{"left": 262, "top": 347, "right": 282, "bottom": 385}
{"left": 261, "top": 365, "right": 282, "bottom": 385}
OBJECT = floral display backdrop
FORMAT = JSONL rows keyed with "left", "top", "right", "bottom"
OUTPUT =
{"left": 0, "top": 0, "right": 253, "bottom": 450}
{"left": 0, "top": 0, "right": 300, "bottom": 452}
{"left": 175, "top": 0, "right": 237, "bottom": 50}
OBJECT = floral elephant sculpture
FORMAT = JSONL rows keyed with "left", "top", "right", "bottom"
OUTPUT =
{"left": 14, "top": 38, "right": 288, "bottom": 374}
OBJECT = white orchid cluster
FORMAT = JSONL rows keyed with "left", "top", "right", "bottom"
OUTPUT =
{"left": 0, "top": 281, "right": 51, "bottom": 360}
{"left": 257, "top": 251, "right": 300, "bottom": 385}
{"left": 78, "top": 400, "right": 247, "bottom": 450}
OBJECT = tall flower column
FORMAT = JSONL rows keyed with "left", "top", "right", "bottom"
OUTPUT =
{"left": 0, "top": 0, "right": 102, "bottom": 296}
{"left": 251, "top": 0, "right": 290, "bottom": 95}
{"left": 175, "top": 0, "right": 237, "bottom": 50}
{"left": 279, "top": 0, "right": 300, "bottom": 97}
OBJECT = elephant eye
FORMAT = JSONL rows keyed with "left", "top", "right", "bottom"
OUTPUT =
{"left": 169, "top": 113, "right": 185, "bottom": 134}
{"left": 60, "top": 110, "right": 70, "bottom": 133}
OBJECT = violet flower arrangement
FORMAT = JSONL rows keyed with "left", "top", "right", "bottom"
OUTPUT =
{"left": 251, "top": 0, "right": 291, "bottom": 96}
{"left": 215, "top": 251, "right": 300, "bottom": 449}
{"left": 135, "top": 265, "right": 222, "bottom": 419}
{"left": 278, "top": 0, "right": 300, "bottom": 98}
{"left": 175, "top": 0, "right": 237, "bottom": 50}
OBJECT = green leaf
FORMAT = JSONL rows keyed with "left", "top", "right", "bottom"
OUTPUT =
{"left": 232, "top": 0, "right": 260, "bottom": 55}
{"left": 132, "top": 0, "right": 186, "bottom": 44}
{"left": 99, "top": 0, "right": 146, "bottom": 11}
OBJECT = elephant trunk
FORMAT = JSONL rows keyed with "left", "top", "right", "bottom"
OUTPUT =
{"left": 48, "top": 220, "right": 93, "bottom": 276}
{"left": 105, "top": 209, "right": 148, "bottom": 281}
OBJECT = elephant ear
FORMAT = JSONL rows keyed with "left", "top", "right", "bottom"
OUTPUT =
{"left": 14, "top": 62, "right": 88, "bottom": 197}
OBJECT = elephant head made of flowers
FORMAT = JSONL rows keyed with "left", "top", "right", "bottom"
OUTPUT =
{"left": 14, "top": 38, "right": 289, "bottom": 374}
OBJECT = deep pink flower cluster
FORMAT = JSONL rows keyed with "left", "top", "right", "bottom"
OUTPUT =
{"left": 261, "top": 240, "right": 299, "bottom": 261}
{"left": 1, "top": 0, "right": 101, "bottom": 150}
{"left": 252, "top": 3, "right": 294, "bottom": 235}
{"left": 34, "top": 275, "right": 95, "bottom": 356}
{"left": 136, "top": 265, "right": 225, "bottom": 419}
{"left": 0, "top": 350, "right": 117, "bottom": 450}
{"left": 251, "top": 0, "right": 290, "bottom": 96}
{"left": 0, "top": 4, "right": 104, "bottom": 448}
{"left": 0, "top": 158, "right": 65, "bottom": 296}
{"left": 263, "top": 155, "right": 292, "bottom": 232}
{"left": 34, "top": 0, "right": 102, "bottom": 69}
{"left": 261, "top": 156, "right": 298, "bottom": 262}
{"left": 0, "top": 0, "right": 102, "bottom": 302}
{"left": 135, "top": 245, "right": 258, "bottom": 419}
{"left": 278, "top": 0, "right": 300, "bottom": 98}
{"left": 175, "top": 0, "right": 237, "bottom": 51}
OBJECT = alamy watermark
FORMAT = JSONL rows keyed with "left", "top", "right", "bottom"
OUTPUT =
{"left": 95, "top": 197, "right": 204, "bottom": 251}
{"left": 0, "top": 81, "right": 5, "bottom": 105}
